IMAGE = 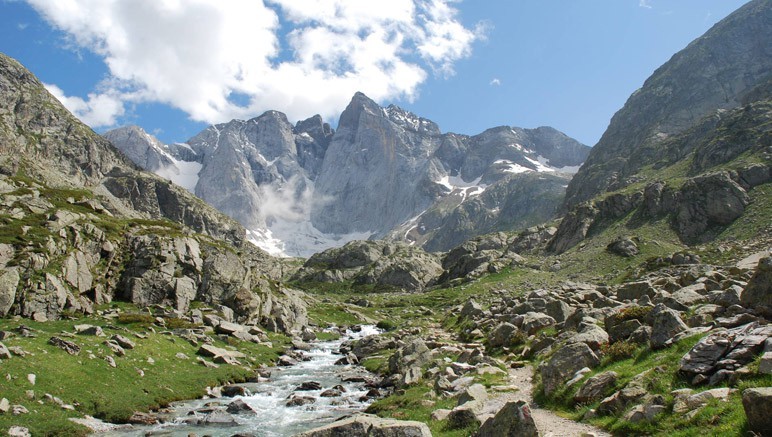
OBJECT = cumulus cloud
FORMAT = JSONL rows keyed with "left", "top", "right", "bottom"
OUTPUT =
{"left": 489, "top": 78, "right": 501, "bottom": 86}
{"left": 44, "top": 83, "right": 125, "bottom": 127}
{"left": 639, "top": 0, "right": 653, "bottom": 9}
{"left": 27, "top": 0, "right": 481, "bottom": 128}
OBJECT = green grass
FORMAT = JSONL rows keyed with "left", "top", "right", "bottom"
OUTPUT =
{"left": 535, "top": 333, "right": 771, "bottom": 436}
{"left": 0, "top": 313, "right": 285, "bottom": 436}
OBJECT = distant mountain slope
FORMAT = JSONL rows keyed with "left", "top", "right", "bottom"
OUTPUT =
{"left": 0, "top": 52, "right": 306, "bottom": 332}
{"left": 564, "top": 0, "right": 772, "bottom": 209}
{"left": 107, "top": 93, "right": 589, "bottom": 256}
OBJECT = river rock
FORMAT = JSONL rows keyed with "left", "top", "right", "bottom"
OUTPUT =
{"left": 222, "top": 385, "right": 249, "bottom": 397}
{"left": 286, "top": 396, "right": 315, "bottom": 407}
{"left": 297, "top": 381, "right": 322, "bottom": 391}
{"left": 226, "top": 399, "right": 256, "bottom": 414}
{"left": 477, "top": 401, "right": 539, "bottom": 437}
{"left": 743, "top": 387, "right": 772, "bottom": 434}
{"left": 295, "top": 413, "right": 431, "bottom": 436}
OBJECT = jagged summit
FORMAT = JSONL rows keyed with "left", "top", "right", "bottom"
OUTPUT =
{"left": 106, "top": 91, "right": 589, "bottom": 257}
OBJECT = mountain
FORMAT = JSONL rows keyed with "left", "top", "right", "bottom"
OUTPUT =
{"left": 0, "top": 52, "right": 307, "bottom": 332}
{"left": 106, "top": 94, "right": 589, "bottom": 257}
{"left": 564, "top": 0, "right": 772, "bottom": 209}
{"left": 549, "top": 0, "right": 772, "bottom": 253}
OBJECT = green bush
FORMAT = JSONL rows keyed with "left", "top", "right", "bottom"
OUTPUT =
{"left": 116, "top": 313, "right": 154, "bottom": 325}
{"left": 617, "top": 305, "right": 652, "bottom": 322}
{"left": 376, "top": 320, "right": 398, "bottom": 332}
{"left": 602, "top": 340, "right": 638, "bottom": 361}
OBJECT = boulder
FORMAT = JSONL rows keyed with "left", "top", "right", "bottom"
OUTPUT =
{"left": 606, "top": 237, "right": 639, "bottom": 257}
{"left": 477, "top": 401, "right": 539, "bottom": 437}
{"left": 741, "top": 256, "right": 772, "bottom": 317}
{"left": 649, "top": 304, "right": 688, "bottom": 349}
{"left": 461, "top": 299, "right": 484, "bottom": 319}
{"left": 226, "top": 399, "right": 256, "bottom": 414}
{"left": 521, "top": 312, "right": 556, "bottom": 335}
{"left": 458, "top": 383, "right": 488, "bottom": 406}
{"left": 48, "top": 336, "right": 81, "bottom": 355}
{"left": 0, "top": 268, "right": 19, "bottom": 316}
{"left": 294, "top": 413, "right": 432, "bottom": 437}
{"left": 680, "top": 323, "right": 771, "bottom": 383}
{"left": 487, "top": 323, "right": 522, "bottom": 349}
{"left": 111, "top": 334, "right": 136, "bottom": 350}
{"left": 574, "top": 371, "right": 618, "bottom": 404}
{"left": 616, "top": 281, "right": 656, "bottom": 301}
{"left": 541, "top": 342, "right": 600, "bottom": 396}
{"left": 743, "top": 387, "right": 772, "bottom": 435}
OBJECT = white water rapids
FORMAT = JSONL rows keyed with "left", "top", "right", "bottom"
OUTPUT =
{"left": 100, "top": 325, "right": 381, "bottom": 437}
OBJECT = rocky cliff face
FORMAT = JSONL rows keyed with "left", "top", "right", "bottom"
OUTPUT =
{"left": 0, "top": 52, "right": 307, "bottom": 333}
{"left": 549, "top": 0, "right": 772, "bottom": 253}
{"left": 564, "top": 0, "right": 772, "bottom": 209}
{"left": 108, "top": 92, "right": 589, "bottom": 256}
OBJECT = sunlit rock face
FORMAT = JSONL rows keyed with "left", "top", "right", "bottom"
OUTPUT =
{"left": 107, "top": 93, "right": 589, "bottom": 257}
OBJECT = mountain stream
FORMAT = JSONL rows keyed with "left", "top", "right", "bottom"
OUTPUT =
{"left": 100, "top": 325, "right": 381, "bottom": 437}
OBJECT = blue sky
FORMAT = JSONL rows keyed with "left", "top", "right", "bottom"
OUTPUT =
{"left": 0, "top": 0, "right": 750, "bottom": 146}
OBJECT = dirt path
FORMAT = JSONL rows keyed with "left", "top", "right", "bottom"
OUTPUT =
{"left": 485, "top": 364, "right": 611, "bottom": 437}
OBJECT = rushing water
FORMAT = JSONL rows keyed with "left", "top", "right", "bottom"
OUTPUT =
{"left": 101, "top": 325, "right": 381, "bottom": 437}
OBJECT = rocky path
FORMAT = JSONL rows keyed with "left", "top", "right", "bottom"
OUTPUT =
{"left": 497, "top": 365, "right": 611, "bottom": 437}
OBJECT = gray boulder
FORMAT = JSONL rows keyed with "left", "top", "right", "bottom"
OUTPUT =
{"left": 487, "top": 323, "right": 523, "bottom": 349}
{"left": 477, "top": 401, "right": 539, "bottom": 437}
{"left": 741, "top": 256, "right": 772, "bottom": 317}
{"left": 649, "top": 304, "right": 688, "bottom": 349}
{"left": 541, "top": 342, "right": 600, "bottom": 396}
{"left": 606, "top": 237, "right": 639, "bottom": 257}
{"left": 295, "top": 413, "right": 431, "bottom": 437}
{"left": 574, "top": 371, "right": 618, "bottom": 404}
{"left": 743, "top": 387, "right": 772, "bottom": 435}
{"left": 0, "top": 268, "right": 19, "bottom": 316}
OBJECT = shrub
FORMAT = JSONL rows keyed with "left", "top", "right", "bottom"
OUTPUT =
{"left": 117, "top": 313, "right": 154, "bottom": 325}
{"left": 376, "top": 320, "right": 398, "bottom": 332}
{"left": 602, "top": 340, "right": 638, "bottom": 361}
{"left": 617, "top": 305, "right": 652, "bottom": 322}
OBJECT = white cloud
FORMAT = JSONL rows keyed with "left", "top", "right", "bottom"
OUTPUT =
{"left": 490, "top": 78, "right": 501, "bottom": 86}
{"left": 44, "top": 83, "right": 125, "bottom": 127}
{"left": 639, "top": 0, "right": 653, "bottom": 9}
{"left": 26, "top": 0, "right": 481, "bottom": 129}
